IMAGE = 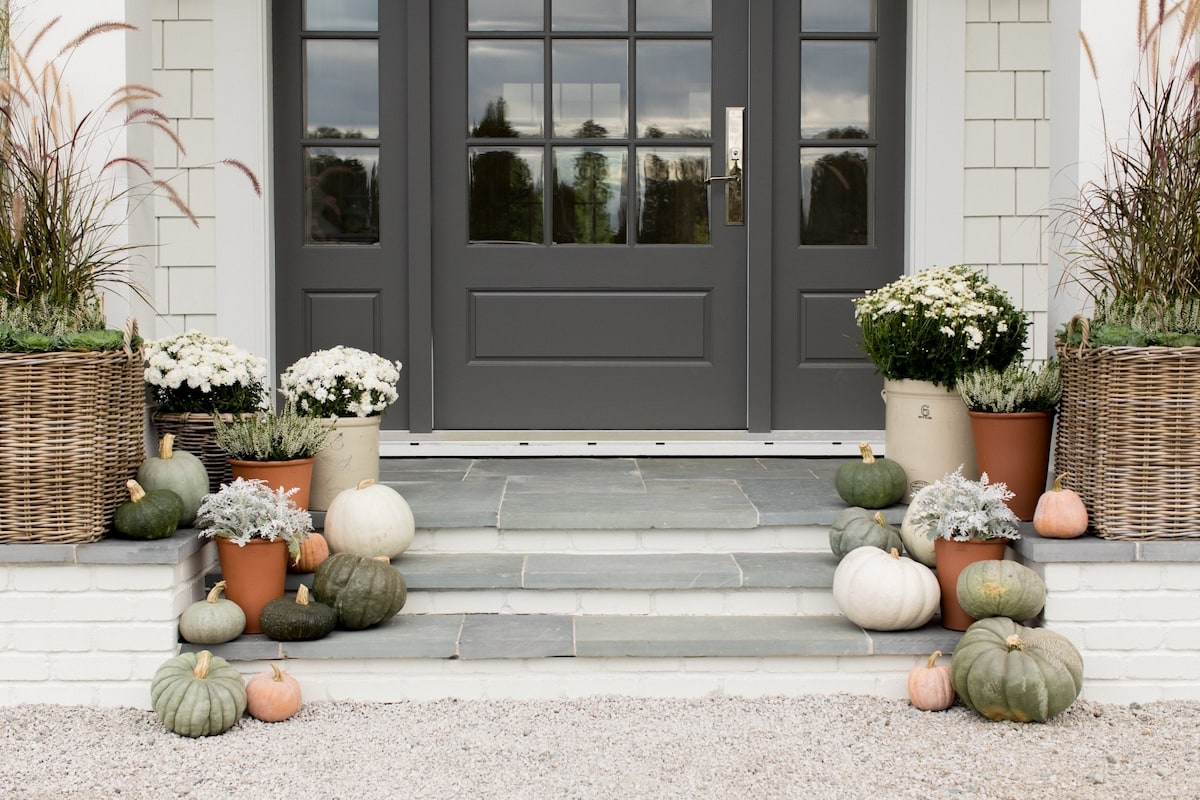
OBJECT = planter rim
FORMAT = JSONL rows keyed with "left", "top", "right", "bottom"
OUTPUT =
{"left": 228, "top": 456, "right": 317, "bottom": 467}
{"left": 966, "top": 409, "right": 1056, "bottom": 419}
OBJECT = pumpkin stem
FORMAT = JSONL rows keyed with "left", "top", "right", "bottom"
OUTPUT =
{"left": 193, "top": 650, "right": 212, "bottom": 679}
{"left": 356, "top": 478, "right": 376, "bottom": 490}
{"left": 206, "top": 581, "right": 227, "bottom": 604}
{"left": 925, "top": 650, "right": 942, "bottom": 669}
{"left": 296, "top": 584, "right": 311, "bottom": 606}
{"left": 1052, "top": 472, "right": 1069, "bottom": 492}
{"left": 858, "top": 441, "right": 876, "bottom": 464}
{"left": 873, "top": 511, "right": 888, "bottom": 527}
{"left": 1004, "top": 634, "right": 1026, "bottom": 652}
{"left": 270, "top": 663, "right": 285, "bottom": 682}
{"left": 126, "top": 479, "right": 146, "bottom": 502}
{"left": 888, "top": 547, "right": 901, "bottom": 560}
{"left": 372, "top": 556, "right": 391, "bottom": 565}
{"left": 160, "top": 433, "right": 176, "bottom": 460}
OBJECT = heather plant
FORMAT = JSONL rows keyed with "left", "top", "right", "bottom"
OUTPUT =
{"left": 957, "top": 360, "right": 1062, "bottom": 414}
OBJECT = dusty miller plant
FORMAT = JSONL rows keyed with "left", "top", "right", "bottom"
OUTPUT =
{"left": 957, "top": 360, "right": 1062, "bottom": 413}
{"left": 211, "top": 404, "right": 331, "bottom": 461}
{"left": 195, "top": 477, "right": 312, "bottom": 560}
{"left": 909, "top": 467, "right": 1021, "bottom": 542}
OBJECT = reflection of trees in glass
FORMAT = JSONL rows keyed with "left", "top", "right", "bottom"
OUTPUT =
{"left": 469, "top": 99, "right": 543, "bottom": 242}
{"left": 307, "top": 152, "right": 380, "bottom": 243}
{"left": 638, "top": 152, "right": 710, "bottom": 244}
{"left": 812, "top": 125, "right": 868, "bottom": 140}
{"left": 307, "top": 126, "right": 368, "bottom": 140}
{"left": 554, "top": 121, "right": 626, "bottom": 244}
{"left": 802, "top": 149, "right": 868, "bottom": 245}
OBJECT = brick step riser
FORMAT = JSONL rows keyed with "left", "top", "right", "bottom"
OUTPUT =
{"left": 398, "top": 588, "right": 840, "bottom": 617}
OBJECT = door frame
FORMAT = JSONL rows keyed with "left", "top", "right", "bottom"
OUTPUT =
{"left": 213, "top": 0, "right": 967, "bottom": 451}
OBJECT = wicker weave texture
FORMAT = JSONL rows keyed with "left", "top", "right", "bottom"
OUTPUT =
{"left": 0, "top": 349, "right": 145, "bottom": 544}
{"left": 1056, "top": 341, "right": 1200, "bottom": 539}
{"left": 151, "top": 412, "right": 236, "bottom": 494}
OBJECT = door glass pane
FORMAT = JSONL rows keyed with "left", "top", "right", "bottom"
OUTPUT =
{"left": 469, "top": 0, "right": 543, "bottom": 31}
{"left": 636, "top": 147, "right": 710, "bottom": 244}
{"left": 469, "top": 147, "right": 545, "bottom": 243}
{"left": 553, "top": 41, "right": 628, "bottom": 138}
{"left": 304, "top": 0, "right": 377, "bottom": 31}
{"left": 800, "top": 41, "right": 871, "bottom": 139}
{"left": 801, "top": 0, "right": 875, "bottom": 32}
{"left": 637, "top": 41, "right": 711, "bottom": 139}
{"left": 306, "top": 147, "right": 380, "bottom": 244}
{"left": 553, "top": 147, "right": 628, "bottom": 244}
{"left": 637, "top": 0, "right": 712, "bottom": 31}
{"left": 553, "top": 0, "right": 627, "bottom": 30}
{"left": 469, "top": 41, "right": 545, "bottom": 137}
{"left": 305, "top": 40, "right": 379, "bottom": 139}
{"left": 800, "top": 147, "right": 870, "bottom": 245}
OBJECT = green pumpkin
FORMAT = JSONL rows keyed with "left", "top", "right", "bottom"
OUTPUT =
{"left": 312, "top": 553, "right": 407, "bottom": 630}
{"left": 113, "top": 480, "right": 184, "bottom": 540}
{"left": 136, "top": 434, "right": 209, "bottom": 526}
{"left": 829, "top": 507, "right": 903, "bottom": 561}
{"left": 259, "top": 584, "right": 337, "bottom": 641}
{"left": 834, "top": 442, "right": 907, "bottom": 508}
{"left": 956, "top": 559, "right": 1046, "bottom": 622}
{"left": 178, "top": 580, "right": 246, "bottom": 644}
{"left": 951, "top": 617, "right": 1084, "bottom": 723}
{"left": 150, "top": 650, "right": 247, "bottom": 737}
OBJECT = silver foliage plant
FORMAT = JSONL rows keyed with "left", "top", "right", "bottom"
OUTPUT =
{"left": 957, "top": 360, "right": 1062, "bottom": 413}
{"left": 909, "top": 467, "right": 1021, "bottom": 542}
{"left": 195, "top": 477, "right": 312, "bottom": 560}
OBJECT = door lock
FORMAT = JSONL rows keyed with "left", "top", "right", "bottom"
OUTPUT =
{"left": 706, "top": 107, "right": 744, "bottom": 225}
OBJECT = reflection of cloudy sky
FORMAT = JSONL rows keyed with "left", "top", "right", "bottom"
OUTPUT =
{"left": 552, "top": 0, "right": 627, "bottom": 30}
{"left": 469, "top": 0, "right": 542, "bottom": 31}
{"left": 801, "top": 0, "right": 873, "bottom": 33}
{"left": 469, "top": 41, "right": 545, "bottom": 136}
{"left": 306, "top": 40, "right": 380, "bottom": 138}
{"left": 637, "top": 0, "right": 712, "bottom": 31}
{"left": 305, "top": 0, "right": 377, "bottom": 31}
{"left": 553, "top": 41, "right": 628, "bottom": 137}
{"left": 636, "top": 41, "right": 711, "bottom": 137}
{"left": 800, "top": 41, "right": 871, "bottom": 139}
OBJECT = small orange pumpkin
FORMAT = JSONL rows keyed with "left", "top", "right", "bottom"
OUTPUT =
{"left": 908, "top": 650, "right": 955, "bottom": 711}
{"left": 288, "top": 531, "right": 330, "bottom": 574}
{"left": 245, "top": 663, "right": 303, "bottom": 722}
{"left": 1033, "top": 473, "right": 1088, "bottom": 539}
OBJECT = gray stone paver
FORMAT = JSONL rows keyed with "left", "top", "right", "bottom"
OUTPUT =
{"left": 732, "top": 552, "right": 837, "bottom": 588}
{"left": 383, "top": 477, "right": 506, "bottom": 528}
{"left": 458, "top": 614, "right": 575, "bottom": 659}
{"left": 284, "top": 614, "right": 464, "bottom": 659}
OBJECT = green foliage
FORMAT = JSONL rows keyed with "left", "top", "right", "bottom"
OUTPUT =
{"left": 957, "top": 360, "right": 1062, "bottom": 413}
{"left": 0, "top": 297, "right": 134, "bottom": 352}
{"left": 212, "top": 405, "right": 332, "bottom": 461}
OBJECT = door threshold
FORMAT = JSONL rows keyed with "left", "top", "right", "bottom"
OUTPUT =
{"left": 379, "top": 431, "right": 884, "bottom": 458}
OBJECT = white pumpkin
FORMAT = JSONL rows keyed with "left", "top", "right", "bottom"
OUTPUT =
{"left": 832, "top": 546, "right": 939, "bottom": 631}
{"left": 899, "top": 484, "right": 938, "bottom": 568}
{"left": 323, "top": 479, "right": 415, "bottom": 558}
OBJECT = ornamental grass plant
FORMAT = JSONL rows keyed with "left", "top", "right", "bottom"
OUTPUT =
{"left": 852, "top": 265, "right": 1028, "bottom": 389}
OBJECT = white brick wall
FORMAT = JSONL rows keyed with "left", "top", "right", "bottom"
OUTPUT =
{"left": 963, "top": 0, "right": 1052, "bottom": 358}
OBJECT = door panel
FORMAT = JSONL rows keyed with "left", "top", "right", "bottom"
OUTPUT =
{"left": 431, "top": 1, "right": 748, "bottom": 430}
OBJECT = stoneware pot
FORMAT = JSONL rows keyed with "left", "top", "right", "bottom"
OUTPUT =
{"left": 310, "top": 415, "right": 381, "bottom": 511}
{"left": 883, "top": 378, "right": 977, "bottom": 503}
{"left": 933, "top": 537, "right": 1010, "bottom": 631}
{"left": 968, "top": 410, "right": 1055, "bottom": 521}
{"left": 229, "top": 457, "right": 316, "bottom": 511}
{"left": 214, "top": 537, "right": 289, "bottom": 634}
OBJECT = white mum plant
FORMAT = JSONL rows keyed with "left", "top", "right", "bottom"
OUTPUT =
{"left": 144, "top": 330, "right": 269, "bottom": 413}
{"left": 280, "top": 345, "right": 403, "bottom": 418}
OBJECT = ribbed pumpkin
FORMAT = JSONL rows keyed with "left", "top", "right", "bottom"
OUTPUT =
{"left": 898, "top": 484, "right": 938, "bottom": 567}
{"left": 136, "top": 434, "right": 209, "bottom": 526}
{"left": 246, "top": 664, "right": 303, "bottom": 722}
{"left": 259, "top": 584, "right": 337, "bottom": 641}
{"left": 834, "top": 442, "right": 906, "bottom": 508}
{"left": 956, "top": 559, "right": 1046, "bottom": 622}
{"left": 907, "top": 650, "right": 955, "bottom": 711}
{"left": 178, "top": 581, "right": 246, "bottom": 644}
{"left": 829, "top": 507, "right": 903, "bottom": 561}
{"left": 312, "top": 552, "right": 407, "bottom": 630}
{"left": 150, "top": 650, "right": 247, "bottom": 737}
{"left": 951, "top": 617, "right": 1084, "bottom": 723}
{"left": 323, "top": 479, "right": 416, "bottom": 559}
{"left": 287, "top": 531, "right": 331, "bottom": 574}
{"left": 1033, "top": 473, "right": 1089, "bottom": 539}
{"left": 832, "top": 547, "right": 939, "bottom": 631}
{"left": 113, "top": 480, "right": 184, "bottom": 540}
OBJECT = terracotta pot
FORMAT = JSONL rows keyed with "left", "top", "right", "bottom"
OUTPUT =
{"left": 968, "top": 410, "right": 1055, "bottom": 521}
{"left": 229, "top": 457, "right": 316, "bottom": 511}
{"left": 214, "top": 537, "right": 289, "bottom": 634}
{"left": 933, "top": 537, "right": 1010, "bottom": 631}
{"left": 882, "top": 379, "right": 977, "bottom": 503}
{"left": 310, "top": 415, "right": 381, "bottom": 511}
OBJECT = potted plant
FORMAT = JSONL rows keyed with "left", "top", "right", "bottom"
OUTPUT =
{"left": 144, "top": 330, "right": 269, "bottom": 492}
{"left": 958, "top": 360, "right": 1062, "bottom": 521}
{"left": 211, "top": 404, "right": 331, "bottom": 511}
{"left": 852, "top": 265, "right": 1028, "bottom": 501}
{"left": 279, "top": 345, "right": 403, "bottom": 510}
{"left": 195, "top": 477, "right": 313, "bottom": 634}
{"left": 1054, "top": 2, "right": 1200, "bottom": 539}
{"left": 904, "top": 466, "right": 1021, "bottom": 631}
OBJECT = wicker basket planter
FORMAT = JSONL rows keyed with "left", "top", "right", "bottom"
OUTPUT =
{"left": 0, "top": 346, "right": 145, "bottom": 544}
{"left": 1055, "top": 332, "right": 1200, "bottom": 540}
{"left": 151, "top": 411, "right": 249, "bottom": 494}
